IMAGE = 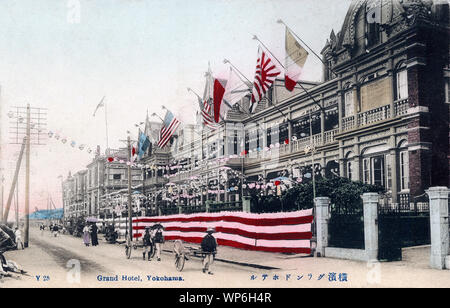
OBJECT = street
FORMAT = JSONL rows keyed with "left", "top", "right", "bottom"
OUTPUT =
{"left": 1, "top": 226, "right": 273, "bottom": 288}
{"left": 1, "top": 226, "right": 450, "bottom": 288}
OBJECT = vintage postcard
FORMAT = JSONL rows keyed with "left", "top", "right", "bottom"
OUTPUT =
{"left": 0, "top": 0, "right": 449, "bottom": 294}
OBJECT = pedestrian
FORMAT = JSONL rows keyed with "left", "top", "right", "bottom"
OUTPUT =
{"left": 201, "top": 227, "right": 217, "bottom": 275}
{"left": 90, "top": 223, "right": 99, "bottom": 246}
{"left": 142, "top": 226, "right": 152, "bottom": 261}
{"left": 14, "top": 228, "right": 24, "bottom": 250}
{"left": 151, "top": 222, "right": 164, "bottom": 261}
{"left": 52, "top": 224, "right": 59, "bottom": 237}
{"left": 82, "top": 224, "right": 91, "bottom": 247}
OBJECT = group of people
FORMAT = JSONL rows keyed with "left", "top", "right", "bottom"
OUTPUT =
{"left": 142, "top": 222, "right": 165, "bottom": 261}
{"left": 142, "top": 223, "right": 218, "bottom": 275}
{"left": 82, "top": 222, "right": 99, "bottom": 247}
{"left": 40, "top": 223, "right": 64, "bottom": 237}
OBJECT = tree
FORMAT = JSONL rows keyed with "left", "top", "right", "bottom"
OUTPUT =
{"left": 249, "top": 177, "right": 383, "bottom": 213}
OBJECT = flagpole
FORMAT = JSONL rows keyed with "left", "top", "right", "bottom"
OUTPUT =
{"left": 277, "top": 19, "right": 337, "bottom": 77}
{"left": 224, "top": 57, "right": 289, "bottom": 122}
{"left": 252, "top": 35, "right": 325, "bottom": 114}
{"left": 276, "top": 20, "right": 328, "bottom": 68}
{"left": 105, "top": 99, "right": 109, "bottom": 151}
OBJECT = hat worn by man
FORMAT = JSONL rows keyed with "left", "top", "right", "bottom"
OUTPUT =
{"left": 206, "top": 227, "right": 215, "bottom": 233}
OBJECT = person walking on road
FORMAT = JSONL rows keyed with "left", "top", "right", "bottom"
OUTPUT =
{"left": 201, "top": 227, "right": 217, "bottom": 275}
{"left": 52, "top": 224, "right": 59, "bottom": 237}
{"left": 14, "top": 228, "right": 24, "bottom": 250}
{"left": 90, "top": 223, "right": 99, "bottom": 246}
{"left": 142, "top": 226, "right": 152, "bottom": 261}
{"left": 151, "top": 222, "right": 164, "bottom": 261}
{"left": 82, "top": 224, "right": 91, "bottom": 247}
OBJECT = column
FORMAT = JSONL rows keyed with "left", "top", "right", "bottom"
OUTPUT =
{"left": 242, "top": 196, "right": 251, "bottom": 213}
{"left": 362, "top": 193, "right": 379, "bottom": 261}
{"left": 314, "top": 197, "right": 330, "bottom": 257}
{"left": 426, "top": 187, "right": 449, "bottom": 270}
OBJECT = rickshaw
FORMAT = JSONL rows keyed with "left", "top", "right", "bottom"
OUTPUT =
{"left": 124, "top": 232, "right": 156, "bottom": 259}
{"left": 172, "top": 240, "right": 213, "bottom": 272}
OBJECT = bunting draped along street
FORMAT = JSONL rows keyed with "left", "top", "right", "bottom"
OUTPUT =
{"left": 0, "top": 0, "right": 449, "bottom": 293}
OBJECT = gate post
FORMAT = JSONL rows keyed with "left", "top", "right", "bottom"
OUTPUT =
{"left": 426, "top": 186, "right": 449, "bottom": 270}
{"left": 362, "top": 193, "right": 379, "bottom": 261}
{"left": 314, "top": 197, "right": 330, "bottom": 257}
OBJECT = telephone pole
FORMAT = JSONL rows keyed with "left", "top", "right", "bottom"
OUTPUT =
{"left": 127, "top": 134, "right": 133, "bottom": 241}
{"left": 24, "top": 104, "right": 30, "bottom": 247}
{"left": 7, "top": 105, "right": 46, "bottom": 248}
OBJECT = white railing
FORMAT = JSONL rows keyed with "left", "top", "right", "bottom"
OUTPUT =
{"left": 394, "top": 98, "right": 409, "bottom": 116}
{"left": 357, "top": 105, "right": 390, "bottom": 126}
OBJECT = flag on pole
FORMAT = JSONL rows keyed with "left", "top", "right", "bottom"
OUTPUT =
{"left": 157, "top": 110, "right": 181, "bottom": 148}
{"left": 93, "top": 96, "right": 105, "bottom": 117}
{"left": 138, "top": 131, "right": 150, "bottom": 159}
{"left": 284, "top": 28, "right": 309, "bottom": 91}
{"left": 250, "top": 47, "right": 281, "bottom": 113}
{"left": 213, "top": 77, "right": 227, "bottom": 123}
{"left": 200, "top": 98, "right": 218, "bottom": 130}
{"left": 201, "top": 64, "right": 220, "bottom": 129}
{"left": 222, "top": 67, "right": 251, "bottom": 120}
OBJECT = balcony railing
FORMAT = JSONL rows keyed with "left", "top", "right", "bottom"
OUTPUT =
{"left": 342, "top": 99, "right": 409, "bottom": 133}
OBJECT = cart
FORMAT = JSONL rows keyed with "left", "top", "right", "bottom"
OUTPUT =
{"left": 124, "top": 235, "right": 156, "bottom": 259}
{"left": 173, "top": 240, "right": 214, "bottom": 272}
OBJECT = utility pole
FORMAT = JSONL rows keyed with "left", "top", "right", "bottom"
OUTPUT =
{"left": 7, "top": 105, "right": 46, "bottom": 246}
{"left": 24, "top": 104, "right": 30, "bottom": 247}
{"left": 127, "top": 134, "right": 133, "bottom": 241}
{"left": 2, "top": 137, "right": 26, "bottom": 223}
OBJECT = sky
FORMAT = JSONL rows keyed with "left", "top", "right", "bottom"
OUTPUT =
{"left": 0, "top": 0, "right": 353, "bottom": 217}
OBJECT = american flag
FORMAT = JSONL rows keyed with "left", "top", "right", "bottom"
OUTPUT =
{"left": 157, "top": 110, "right": 180, "bottom": 148}
{"left": 250, "top": 47, "right": 281, "bottom": 113}
{"left": 200, "top": 98, "right": 218, "bottom": 130}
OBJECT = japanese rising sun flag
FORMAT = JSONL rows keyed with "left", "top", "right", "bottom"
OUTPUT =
{"left": 250, "top": 46, "right": 281, "bottom": 113}
{"left": 284, "top": 28, "right": 309, "bottom": 91}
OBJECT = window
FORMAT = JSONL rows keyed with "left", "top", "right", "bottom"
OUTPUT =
{"left": 371, "top": 155, "right": 385, "bottom": 187}
{"left": 400, "top": 151, "right": 409, "bottom": 191}
{"left": 363, "top": 155, "right": 387, "bottom": 188}
{"left": 396, "top": 70, "right": 408, "bottom": 100}
{"left": 386, "top": 154, "right": 392, "bottom": 191}
{"left": 344, "top": 90, "right": 355, "bottom": 117}
{"left": 363, "top": 158, "right": 370, "bottom": 184}
{"left": 113, "top": 174, "right": 121, "bottom": 180}
{"left": 347, "top": 161, "right": 353, "bottom": 181}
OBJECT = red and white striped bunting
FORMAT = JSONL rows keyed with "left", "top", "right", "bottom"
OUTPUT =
{"left": 130, "top": 210, "right": 313, "bottom": 254}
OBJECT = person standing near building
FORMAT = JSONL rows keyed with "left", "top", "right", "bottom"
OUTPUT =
{"left": 90, "top": 223, "right": 99, "bottom": 246}
{"left": 201, "top": 227, "right": 217, "bottom": 275}
{"left": 82, "top": 224, "right": 91, "bottom": 247}
{"left": 151, "top": 222, "right": 164, "bottom": 261}
{"left": 142, "top": 226, "right": 152, "bottom": 261}
{"left": 14, "top": 227, "right": 24, "bottom": 250}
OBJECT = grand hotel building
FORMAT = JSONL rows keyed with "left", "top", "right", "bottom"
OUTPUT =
{"left": 112, "top": 0, "right": 450, "bottom": 215}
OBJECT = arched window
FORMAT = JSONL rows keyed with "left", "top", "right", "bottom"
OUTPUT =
{"left": 345, "top": 151, "right": 355, "bottom": 181}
